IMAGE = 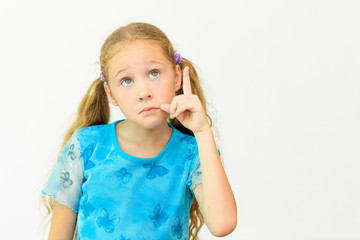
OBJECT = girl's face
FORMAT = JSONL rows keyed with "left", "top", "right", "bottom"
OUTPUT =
{"left": 104, "top": 39, "right": 182, "bottom": 129}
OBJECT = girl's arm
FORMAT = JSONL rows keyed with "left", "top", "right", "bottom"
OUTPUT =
{"left": 48, "top": 201, "right": 77, "bottom": 240}
{"left": 161, "top": 66, "right": 237, "bottom": 237}
{"left": 193, "top": 126, "right": 237, "bottom": 237}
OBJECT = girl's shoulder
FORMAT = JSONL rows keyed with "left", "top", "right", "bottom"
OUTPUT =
{"left": 77, "top": 123, "right": 110, "bottom": 135}
{"left": 74, "top": 123, "right": 112, "bottom": 146}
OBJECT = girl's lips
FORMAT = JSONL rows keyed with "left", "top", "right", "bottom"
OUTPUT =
{"left": 140, "top": 107, "right": 159, "bottom": 114}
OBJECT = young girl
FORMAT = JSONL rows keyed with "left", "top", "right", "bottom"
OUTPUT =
{"left": 41, "top": 22, "right": 237, "bottom": 240}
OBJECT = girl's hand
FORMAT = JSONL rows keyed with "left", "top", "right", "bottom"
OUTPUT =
{"left": 160, "top": 66, "right": 210, "bottom": 134}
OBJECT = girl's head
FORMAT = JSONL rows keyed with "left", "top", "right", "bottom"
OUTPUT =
{"left": 102, "top": 38, "right": 182, "bottom": 129}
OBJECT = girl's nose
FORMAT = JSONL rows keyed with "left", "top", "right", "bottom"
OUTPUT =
{"left": 137, "top": 82, "right": 153, "bottom": 101}
{"left": 138, "top": 92, "right": 152, "bottom": 101}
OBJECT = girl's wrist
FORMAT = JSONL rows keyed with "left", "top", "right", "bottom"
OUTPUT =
{"left": 194, "top": 123, "right": 212, "bottom": 139}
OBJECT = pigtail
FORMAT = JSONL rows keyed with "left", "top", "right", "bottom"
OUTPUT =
{"left": 59, "top": 78, "right": 110, "bottom": 150}
{"left": 40, "top": 78, "right": 109, "bottom": 240}
{"left": 189, "top": 198, "right": 204, "bottom": 240}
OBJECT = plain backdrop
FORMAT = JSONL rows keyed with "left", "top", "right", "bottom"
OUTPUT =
{"left": 0, "top": 0, "right": 359, "bottom": 239}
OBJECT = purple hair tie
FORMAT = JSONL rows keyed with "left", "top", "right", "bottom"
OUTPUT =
{"left": 100, "top": 73, "right": 105, "bottom": 83}
{"left": 174, "top": 52, "right": 181, "bottom": 65}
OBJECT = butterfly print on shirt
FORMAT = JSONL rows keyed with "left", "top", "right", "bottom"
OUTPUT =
{"left": 86, "top": 160, "right": 95, "bottom": 170}
{"left": 80, "top": 194, "right": 95, "bottom": 218}
{"left": 171, "top": 216, "right": 183, "bottom": 239}
{"left": 118, "top": 235, "right": 131, "bottom": 240}
{"left": 60, "top": 171, "right": 73, "bottom": 189}
{"left": 96, "top": 208, "right": 120, "bottom": 233}
{"left": 142, "top": 161, "right": 169, "bottom": 180}
{"left": 148, "top": 203, "right": 169, "bottom": 228}
{"left": 115, "top": 167, "right": 132, "bottom": 184}
{"left": 67, "top": 144, "right": 76, "bottom": 160}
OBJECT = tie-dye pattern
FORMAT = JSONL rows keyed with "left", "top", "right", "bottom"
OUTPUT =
{"left": 42, "top": 119, "right": 208, "bottom": 239}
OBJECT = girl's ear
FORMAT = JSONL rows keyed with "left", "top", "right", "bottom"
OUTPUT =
{"left": 104, "top": 83, "right": 118, "bottom": 106}
{"left": 175, "top": 65, "right": 182, "bottom": 91}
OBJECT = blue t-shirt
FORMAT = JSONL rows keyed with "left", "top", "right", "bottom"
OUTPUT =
{"left": 42, "top": 119, "right": 203, "bottom": 240}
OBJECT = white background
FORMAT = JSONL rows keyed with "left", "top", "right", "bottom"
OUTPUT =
{"left": 0, "top": 0, "right": 359, "bottom": 239}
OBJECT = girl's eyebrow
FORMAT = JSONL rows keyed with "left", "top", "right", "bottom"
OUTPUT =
{"left": 113, "top": 60, "right": 164, "bottom": 79}
{"left": 147, "top": 60, "right": 163, "bottom": 65}
{"left": 113, "top": 69, "right": 126, "bottom": 80}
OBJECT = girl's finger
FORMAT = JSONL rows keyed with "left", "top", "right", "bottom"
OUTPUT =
{"left": 169, "top": 96, "right": 180, "bottom": 118}
{"left": 172, "top": 105, "right": 187, "bottom": 119}
{"left": 172, "top": 101, "right": 194, "bottom": 119}
{"left": 182, "top": 66, "right": 192, "bottom": 95}
{"left": 160, "top": 103, "right": 171, "bottom": 114}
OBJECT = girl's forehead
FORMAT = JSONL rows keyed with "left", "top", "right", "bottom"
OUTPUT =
{"left": 113, "top": 47, "right": 165, "bottom": 63}
{"left": 115, "top": 39, "right": 164, "bottom": 55}
{"left": 107, "top": 40, "right": 171, "bottom": 78}
{"left": 110, "top": 40, "right": 167, "bottom": 63}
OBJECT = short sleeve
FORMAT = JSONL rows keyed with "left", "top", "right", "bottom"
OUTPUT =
{"left": 186, "top": 154, "right": 202, "bottom": 191}
{"left": 186, "top": 148, "right": 221, "bottom": 191}
{"left": 41, "top": 130, "right": 85, "bottom": 212}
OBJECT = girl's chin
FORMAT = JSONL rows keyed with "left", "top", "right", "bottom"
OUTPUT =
{"left": 126, "top": 114, "right": 169, "bottom": 129}
{"left": 142, "top": 117, "right": 169, "bottom": 128}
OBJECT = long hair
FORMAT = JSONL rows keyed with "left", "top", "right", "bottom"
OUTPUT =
{"left": 41, "top": 22, "right": 213, "bottom": 240}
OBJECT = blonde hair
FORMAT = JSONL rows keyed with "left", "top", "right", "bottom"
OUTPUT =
{"left": 41, "top": 22, "right": 214, "bottom": 240}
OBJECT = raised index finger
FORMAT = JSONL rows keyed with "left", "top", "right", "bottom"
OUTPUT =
{"left": 182, "top": 66, "right": 192, "bottom": 95}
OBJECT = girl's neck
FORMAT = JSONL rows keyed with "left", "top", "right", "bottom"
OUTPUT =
{"left": 116, "top": 119, "right": 172, "bottom": 147}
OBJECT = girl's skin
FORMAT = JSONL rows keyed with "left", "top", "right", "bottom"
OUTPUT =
{"left": 48, "top": 39, "right": 236, "bottom": 239}
{"left": 104, "top": 40, "right": 182, "bottom": 158}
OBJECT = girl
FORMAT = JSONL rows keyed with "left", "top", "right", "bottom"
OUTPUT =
{"left": 41, "top": 22, "right": 237, "bottom": 240}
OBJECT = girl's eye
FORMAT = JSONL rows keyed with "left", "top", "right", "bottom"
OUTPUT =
{"left": 149, "top": 71, "right": 159, "bottom": 79}
{"left": 121, "top": 78, "right": 133, "bottom": 86}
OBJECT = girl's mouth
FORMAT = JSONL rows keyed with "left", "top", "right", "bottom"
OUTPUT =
{"left": 140, "top": 107, "right": 159, "bottom": 114}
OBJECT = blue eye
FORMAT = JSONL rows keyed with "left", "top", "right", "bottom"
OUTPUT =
{"left": 149, "top": 71, "right": 159, "bottom": 79}
{"left": 121, "top": 78, "right": 133, "bottom": 86}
